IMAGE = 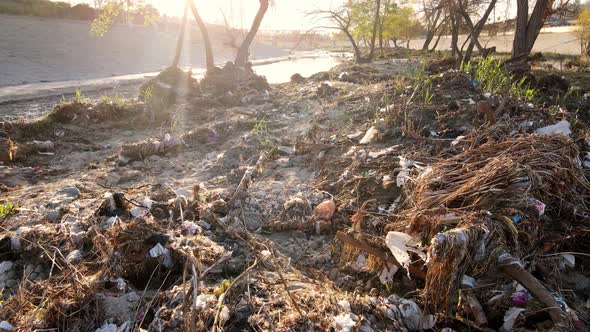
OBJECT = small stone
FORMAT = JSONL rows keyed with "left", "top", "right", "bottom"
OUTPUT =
{"left": 5, "top": 270, "right": 15, "bottom": 279}
{"left": 45, "top": 210, "right": 63, "bottom": 222}
{"left": 0, "top": 281, "right": 5, "bottom": 289}
{"left": 6, "top": 279, "right": 17, "bottom": 288}
{"left": 328, "top": 268, "right": 339, "bottom": 280}
{"left": 29, "top": 273, "right": 38, "bottom": 280}
{"left": 0, "top": 261, "right": 13, "bottom": 274}
{"left": 34, "top": 265, "right": 44, "bottom": 273}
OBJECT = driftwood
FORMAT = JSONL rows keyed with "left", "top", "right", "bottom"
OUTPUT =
{"left": 498, "top": 254, "right": 564, "bottom": 326}
{"left": 336, "top": 231, "right": 427, "bottom": 280}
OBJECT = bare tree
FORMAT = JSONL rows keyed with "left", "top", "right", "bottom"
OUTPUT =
{"left": 420, "top": 0, "right": 446, "bottom": 50}
{"left": 172, "top": 0, "right": 190, "bottom": 68}
{"left": 512, "top": 0, "right": 577, "bottom": 57}
{"left": 235, "top": 0, "right": 270, "bottom": 66}
{"left": 457, "top": 0, "right": 498, "bottom": 62}
{"left": 368, "top": 0, "right": 381, "bottom": 60}
{"left": 189, "top": 0, "right": 214, "bottom": 71}
{"left": 308, "top": 7, "right": 364, "bottom": 63}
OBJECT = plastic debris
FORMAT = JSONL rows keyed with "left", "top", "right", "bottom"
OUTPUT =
{"left": 385, "top": 295, "right": 436, "bottom": 330}
{"left": 0, "top": 321, "right": 14, "bottom": 331}
{"left": 195, "top": 294, "right": 215, "bottom": 311}
{"left": 500, "top": 307, "right": 525, "bottom": 332}
{"left": 396, "top": 157, "right": 414, "bottom": 187}
{"left": 311, "top": 200, "right": 336, "bottom": 221}
{"left": 534, "top": 120, "right": 571, "bottom": 137}
{"left": 583, "top": 152, "right": 590, "bottom": 168}
{"left": 148, "top": 243, "right": 173, "bottom": 268}
{"left": 379, "top": 264, "right": 399, "bottom": 285}
{"left": 95, "top": 321, "right": 130, "bottom": 332}
{"left": 384, "top": 232, "right": 425, "bottom": 276}
{"left": 461, "top": 275, "right": 477, "bottom": 288}
{"left": 337, "top": 299, "right": 351, "bottom": 312}
{"left": 451, "top": 135, "right": 466, "bottom": 146}
{"left": 511, "top": 284, "right": 530, "bottom": 306}
{"left": 562, "top": 254, "right": 575, "bottom": 268}
{"left": 359, "top": 126, "right": 378, "bottom": 144}
{"left": 333, "top": 313, "right": 358, "bottom": 332}
{"left": 182, "top": 221, "right": 200, "bottom": 235}
{"left": 527, "top": 198, "right": 546, "bottom": 216}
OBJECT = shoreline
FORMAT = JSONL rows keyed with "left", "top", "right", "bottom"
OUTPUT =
{"left": 0, "top": 52, "right": 348, "bottom": 105}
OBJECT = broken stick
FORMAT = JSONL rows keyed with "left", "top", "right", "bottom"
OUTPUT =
{"left": 498, "top": 253, "right": 564, "bottom": 326}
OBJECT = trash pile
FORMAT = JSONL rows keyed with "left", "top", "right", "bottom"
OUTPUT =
{"left": 1, "top": 52, "right": 590, "bottom": 331}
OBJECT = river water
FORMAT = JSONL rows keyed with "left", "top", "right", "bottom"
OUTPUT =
{"left": 0, "top": 53, "right": 346, "bottom": 119}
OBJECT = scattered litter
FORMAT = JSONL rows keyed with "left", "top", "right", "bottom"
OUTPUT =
{"left": 384, "top": 232, "right": 424, "bottom": 275}
{"left": 527, "top": 198, "right": 546, "bottom": 216}
{"left": 277, "top": 146, "right": 295, "bottom": 155}
{"left": 359, "top": 126, "right": 378, "bottom": 144}
{"left": 385, "top": 295, "right": 436, "bottom": 330}
{"left": 368, "top": 146, "right": 398, "bottom": 159}
{"left": 396, "top": 157, "right": 414, "bottom": 187}
{"left": 337, "top": 300, "right": 351, "bottom": 312}
{"left": 461, "top": 275, "right": 477, "bottom": 288}
{"left": 451, "top": 135, "right": 465, "bottom": 146}
{"left": 95, "top": 321, "right": 130, "bottom": 332}
{"left": 500, "top": 307, "right": 525, "bottom": 332}
{"left": 379, "top": 264, "right": 399, "bottom": 285}
{"left": 0, "top": 321, "right": 14, "bottom": 331}
{"left": 311, "top": 200, "right": 336, "bottom": 221}
{"left": 534, "top": 120, "right": 571, "bottom": 136}
{"left": 333, "top": 313, "right": 358, "bottom": 332}
{"left": 511, "top": 284, "right": 530, "bottom": 306}
{"left": 148, "top": 243, "right": 173, "bottom": 268}
{"left": 583, "top": 152, "right": 590, "bottom": 168}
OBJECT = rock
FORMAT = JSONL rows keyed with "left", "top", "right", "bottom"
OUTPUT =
{"left": 5, "top": 279, "right": 17, "bottom": 288}
{"left": 55, "top": 185, "right": 81, "bottom": 199}
{"left": 0, "top": 261, "right": 13, "bottom": 274}
{"left": 47, "top": 185, "right": 81, "bottom": 208}
{"left": 45, "top": 209, "right": 63, "bottom": 222}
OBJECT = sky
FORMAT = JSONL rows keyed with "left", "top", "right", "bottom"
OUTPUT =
{"left": 64, "top": 0, "right": 346, "bottom": 31}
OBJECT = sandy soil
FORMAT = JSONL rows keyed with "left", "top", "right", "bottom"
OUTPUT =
{"left": 0, "top": 14, "right": 287, "bottom": 87}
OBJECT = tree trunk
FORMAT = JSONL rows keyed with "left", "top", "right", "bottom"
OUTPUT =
{"left": 235, "top": 0, "right": 269, "bottom": 67}
{"left": 461, "top": 0, "right": 498, "bottom": 62}
{"left": 513, "top": 0, "right": 551, "bottom": 58}
{"left": 189, "top": 0, "right": 214, "bottom": 71}
{"left": 172, "top": 0, "right": 189, "bottom": 68}
{"left": 431, "top": 27, "right": 444, "bottom": 51}
{"left": 422, "top": 6, "right": 442, "bottom": 51}
{"left": 450, "top": 12, "right": 460, "bottom": 57}
{"left": 512, "top": 0, "right": 529, "bottom": 57}
{"left": 343, "top": 29, "right": 363, "bottom": 63}
{"left": 367, "top": 0, "right": 381, "bottom": 61}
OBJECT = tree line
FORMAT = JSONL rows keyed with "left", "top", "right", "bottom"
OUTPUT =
{"left": 314, "top": 0, "right": 581, "bottom": 64}
{"left": 0, "top": 0, "right": 160, "bottom": 25}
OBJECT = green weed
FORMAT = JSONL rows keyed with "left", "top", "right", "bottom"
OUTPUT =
{"left": 0, "top": 202, "right": 16, "bottom": 220}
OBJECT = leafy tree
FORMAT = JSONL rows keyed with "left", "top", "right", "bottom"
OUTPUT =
{"left": 578, "top": 8, "right": 590, "bottom": 55}
{"left": 382, "top": 6, "right": 421, "bottom": 48}
{"left": 91, "top": 0, "right": 160, "bottom": 37}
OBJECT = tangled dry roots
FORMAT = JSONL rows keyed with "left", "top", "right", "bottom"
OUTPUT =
{"left": 391, "top": 134, "right": 590, "bottom": 316}
{"left": 404, "top": 134, "right": 590, "bottom": 220}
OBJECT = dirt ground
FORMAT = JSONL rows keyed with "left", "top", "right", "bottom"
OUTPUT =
{"left": 1, "top": 54, "right": 590, "bottom": 332}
